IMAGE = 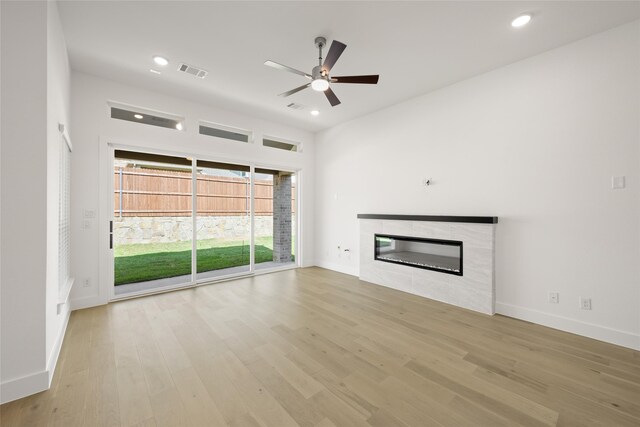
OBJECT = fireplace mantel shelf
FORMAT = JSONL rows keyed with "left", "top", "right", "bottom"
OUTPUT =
{"left": 357, "top": 214, "right": 498, "bottom": 224}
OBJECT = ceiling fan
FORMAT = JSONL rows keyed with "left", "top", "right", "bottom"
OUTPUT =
{"left": 264, "top": 37, "right": 379, "bottom": 107}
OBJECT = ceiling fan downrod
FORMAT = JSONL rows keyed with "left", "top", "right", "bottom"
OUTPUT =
{"left": 315, "top": 36, "right": 327, "bottom": 73}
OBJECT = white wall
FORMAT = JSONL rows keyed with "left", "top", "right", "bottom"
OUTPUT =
{"left": 70, "top": 72, "right": 315, "bottom": 309}
{"left": 315, "top": 21, "right": 640, "bottom": 350}
{"left": 1, "top": 0, "right": 48, "bottom": 403}
{"left": 0, "top": 0, "right": 70, "bottom": 404}
{"left": 45, "top": 0, "right": 72, "bottom": 387}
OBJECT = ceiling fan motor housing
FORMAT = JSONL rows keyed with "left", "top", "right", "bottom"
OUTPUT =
{"left": 312, "top": 65, "right": 328, "bottom": 80}
{"left": 311, "top": 65, "right": 330, "bottom": 91}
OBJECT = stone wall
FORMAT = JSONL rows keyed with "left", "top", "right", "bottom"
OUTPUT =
{"left": 114, "top": 215, "right": 284, "bottom": 244}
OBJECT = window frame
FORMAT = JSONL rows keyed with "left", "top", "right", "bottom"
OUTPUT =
{"left": 107, "top": 101, "right": 186, "bottom": 131}
{"left": 198, "top": 120, "right": 253, "bottom": 144}
{"left": 262, "top": 135, "right": 302, "bottom": 153}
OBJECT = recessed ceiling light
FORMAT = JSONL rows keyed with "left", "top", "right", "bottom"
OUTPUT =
{"left": 134, "top": 114, "right": 144, "bottom": 119}
{"left": 153, "top": 56, "right": 169, "bottom": 66}
{"left": 176, "top": 122, "right": 184, "bottom": 131}
{"left": 310, "top": 110, "right": 320, "bottom": 116}
{"left": 149, "top": 69, "right": 162, "bottom": 75}
{"left": 511, "top": 14, "right": 532, "bottom": 28}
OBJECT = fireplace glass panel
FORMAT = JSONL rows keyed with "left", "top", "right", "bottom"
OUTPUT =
{"left": 374, "top": 234, "right": 463, "bottom": 275}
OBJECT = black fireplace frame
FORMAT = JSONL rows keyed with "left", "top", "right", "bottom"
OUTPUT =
{"left": 374, "top": 234, "right": 463, "bottom": 276}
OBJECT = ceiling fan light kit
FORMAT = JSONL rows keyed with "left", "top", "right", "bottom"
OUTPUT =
{"left": 311, "top": 76, "right": 329, "bottom": 92}
{"left": 265, "top": 36, "right": 379, "bottom": 107}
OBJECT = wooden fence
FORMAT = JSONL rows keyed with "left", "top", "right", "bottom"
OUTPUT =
{"left": 114, "top": 167, "right": 295, "bottom": 217}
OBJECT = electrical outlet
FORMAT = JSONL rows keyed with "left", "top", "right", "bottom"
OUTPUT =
{"left": 83, "top": 278, "right": 91, "bottom": 288}
{"left": 548, "top": 292, "right": 559, "bottom": 304}
{"left": 611, "top": 176, "right": 625, "bottom": 190}
{"left": 579, "top": 297, "right": 592, "bottom": 310}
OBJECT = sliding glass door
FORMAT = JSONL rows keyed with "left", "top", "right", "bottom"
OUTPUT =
{"left": 113, "top": 150, "right": 193, "bottom": 296}
{"left": 196, "top": 160, "right": 251, "bottom": 280}
{"left": 111, "top": 148, "right": 298, "bottom": 298}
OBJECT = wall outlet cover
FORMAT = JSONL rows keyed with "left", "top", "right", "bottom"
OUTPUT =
{"left": 611, "top": 176, "right": 625, "bottom": 189}
{"left": 579, "top": 297, "right": 592, "bottom": 310}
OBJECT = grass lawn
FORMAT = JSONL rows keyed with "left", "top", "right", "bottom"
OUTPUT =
{"left": 114, "top": 236, "right": 289, "bottom": 285}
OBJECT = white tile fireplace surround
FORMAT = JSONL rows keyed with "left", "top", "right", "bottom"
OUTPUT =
{"left": 358, "top": 214, "right": 498, "bottom": 315}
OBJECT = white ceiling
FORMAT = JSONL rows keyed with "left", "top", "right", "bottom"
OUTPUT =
{"left": 57, "top": 1, "right": 640, "bottom": 132}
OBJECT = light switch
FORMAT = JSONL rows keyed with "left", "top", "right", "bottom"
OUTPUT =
{"left": 611, "top": 176, "right": 625, "bottom": 190}
{"left": 84, "top": 209, "right": 96, "bottom": 218}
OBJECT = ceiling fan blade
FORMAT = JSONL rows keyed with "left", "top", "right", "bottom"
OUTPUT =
{"left": 324, "top": 87, "right": 341, "bottom": 106}
{"left": 278, "top": 83, "right": 311, "bottom": 97}
{"left": 264, "top": 60, "right": 312, "bottom": 79}
{"left": 322, "top": 40, "right": 347, "bottom": 73}
{"left": 332, "top": 75, "right": 379, "bottom": 84}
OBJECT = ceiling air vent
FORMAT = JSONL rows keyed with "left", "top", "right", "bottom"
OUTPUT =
{"left": 178, "top": 63, "right": 208, "bottom": 79}
{"left": 287, "top": 103, "right": 306, "bottom": 110}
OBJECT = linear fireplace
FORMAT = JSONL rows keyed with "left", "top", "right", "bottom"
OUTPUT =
{"left": 360, "top": 215, "right": 497, "bottom": 314}
{"left": 374, "top": 234, "right": 463, "bottom": 276}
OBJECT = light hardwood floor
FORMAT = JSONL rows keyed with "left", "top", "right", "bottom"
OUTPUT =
{"left": 2, "top": 267, "right": 639, "bottom": 426}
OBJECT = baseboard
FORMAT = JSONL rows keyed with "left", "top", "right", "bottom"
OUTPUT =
{"left": 300, "top": 259, "right": 315, "bottom": 268}
{"left": 0, "top": 369, "right": 49, "bottom": 404}
{"left": 0, "top": 303, "right": 72, "bottom": 404}
{"left": 70, "top": 294, "right": 107, "bottom": 311}
{"left": 496, "top": 302, "right": 640, "bottom": 351}
{"left": 314, "top": 260, "right": 359, "bottom": 277}
{"left": 47, "top": 307, "right": 71, "bottom": 386}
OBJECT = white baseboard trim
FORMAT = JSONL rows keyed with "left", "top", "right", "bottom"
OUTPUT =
{"left": 496, "top": 302, "right": 640, "bottom": 351}
{"left": 0, "top": 304, "right": 73, "bottom": 404}
{"left": 300, "top": 259, "right": 315, "bottom": 268}
{"left": 47, "top": 307, "right": 71, "bottom": 386}
{"left": 0, "top": 370, "right": 49, "bottom": 405}
{"left": 314, "top": 260, "right": 359, "bottom": 277}
{"left": 71, "top": 294, "right": 107, "bottom": 311}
